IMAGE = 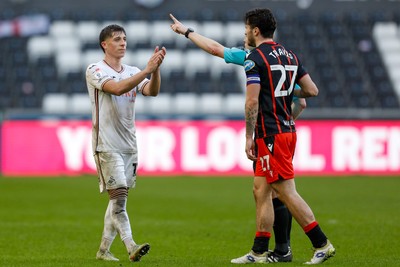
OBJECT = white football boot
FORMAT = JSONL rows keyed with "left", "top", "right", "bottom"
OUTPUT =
{"left": 96, "top": 250, "right": 119, "bottom": 261}
{"left": 305, "top": 240, "right": 336, "bottom": 264}
{"left": 231, "top": 250, "right": 268, "bottom": 264}
{"left": 129, "top": 243, "right": 151, "bottom": 262}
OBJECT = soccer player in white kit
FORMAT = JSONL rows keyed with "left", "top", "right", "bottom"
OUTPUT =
{"left": 86, "top": 24, "right": 166, "bottom": 262}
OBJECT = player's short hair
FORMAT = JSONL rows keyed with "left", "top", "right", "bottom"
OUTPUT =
{"left": 244, "top": 8, "right": 276, "bottom": 38}
{"left": 99, "top": 24, "right": 126, "bottom": 53}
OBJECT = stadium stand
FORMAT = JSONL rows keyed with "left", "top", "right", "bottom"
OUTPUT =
{"left": 0, "top": 2, "right": 399, "bottom": 119}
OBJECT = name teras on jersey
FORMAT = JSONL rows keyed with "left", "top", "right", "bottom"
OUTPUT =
{"left": 268, "top": 48, "right": 294, "bottom": 60}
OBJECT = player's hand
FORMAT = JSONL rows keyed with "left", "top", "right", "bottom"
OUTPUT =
{"left": 146, "top": 46, "right": 167, "bottom": 73}
{"left": 169, "top": 13, "right": 187, "bottom": 35}
{"left": 245, "top": 136, "right": 257, "bottom": 161}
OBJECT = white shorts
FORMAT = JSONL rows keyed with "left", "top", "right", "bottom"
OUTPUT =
{"left": 94, "top": 152, "right": 138, "bottom": 193}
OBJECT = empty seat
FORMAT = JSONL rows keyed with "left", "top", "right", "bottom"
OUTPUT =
{"left": 160, "top": 50, "right": 184, "bottom": 77}
{"left": 303, "top": 24, "right": 320, "bottom": 37}
{"left": 199, "top": 93, "right": 223, "bottom": 114}
{"left": 67, "top": 72, "right": 87, "bottom": 93}
{"left": 82, "top": 50, "right": 104, "bottom": 70}
{"left": 134, "top": 94, "right": 149, "bottom": 114}
{"left": 354, "top": 92, "right": 374, "bottom": 108}
{"left": 53, "top": 36, "right": 81, "bottom": 52}
{"left": 220, "top": 8, "right": 241, "bottom": 22}
{"left": 224, "top": 93, "right": 244, "bottom": 115}
{"left": 42, "top": 93, "right": 69, "bottom": 113}
{"left": 122, "top": 10, "right": 144, "bottom": 21}
{"left": 196, "top": 8, "right": 218, "bottom": 21}
{"left": 36, "top": 65, "right": 57, "bottom": 82}
{"left": 378, "top": 94, "right": 400, "bottom": 108}
{"left": 351, "top": 25, "right": 371, "bottom": 41}
{"left": 184, "top": 50, "right": 209, "bottom": 78}
{"left": 41, "top": 80, "right": 62, "bottom": 93}
{"left": 225, "top": 22, "right": 245, "bottom": 47}
{"left": 383, "top": 54, "right": 400, "bottom": 69}
{"left": 82, "top": 41, "right": 100, "bottom": 50}
{"left": 210, "top": 56, "right": 236, "bottom": 80}
{"left": 201, "top": 21, "right": 224, "bottom": 43}
{"left": 77, "top": 21, "right": 100, "bottom": 45}
{"left": 12, "top": 66, "right": 31, "bottom": 82}
{"left": 55, "top": 50, "right": 82, "bottom": 77}
{"left": 218, "top": 79, "right": 242, "bottom": 94}
{"left": 326, "top": 24, "right": 346, "bottom": 38}
{"left": 131, "top": 49, "right": 154, "bottom": 69}
{"left": 147, "top": 93, "right": 172, "bottom": 114}
{"left": 125, "top": 21, "right": 150, "bottom": 47}
{"left": 96, "top": 10, "right": 121, "bottom": 22}
{"left": 172, "top": 93, "right": 198, "bottom": 114}
{"left": 330, "top": 95, "right": 349, "bottom": 108}
{"left": 19, "top": 94, "right": 41, "bottom": 109}
{"left": 149, "top": 20, "right": 176, "bottom": 46}
{"left": 49, "top": 20, "right": 76, "bottom": 37}
{"left": 193, "top": 71, "right": 216, "bottom": 93}
{"left": 378, "top": 38, "right": 400, "bottom": 53}
{"left": 372, "top": 22, "right": 398, "bottom": 39}
{"left": 168, "top": 70, "right": 195, "bottom": 93}
{"left": 27, "top": 36, "right": 54, "bottom": 63}
{"left": 0, "top": 66, "right": 6, "bottom": 81}
{"left": 69, "top": 93, "right": 91, "bottom": 114}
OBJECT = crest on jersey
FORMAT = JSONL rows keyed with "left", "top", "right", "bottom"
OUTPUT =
{"left": 93, "top": 68, "right": 103, "bottom": 79}
{"left": 267, "top": 143, "right": 274, "bottom": 153}
{"left": 244, "top": 60, "right": 255, "bottom": 71}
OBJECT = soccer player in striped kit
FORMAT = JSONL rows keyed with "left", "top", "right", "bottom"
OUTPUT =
{"left": 170, "top": 13, "right": 305, "bottom": 263}
{"left": 240, "top": 8, "right": 335, "bottom": 264}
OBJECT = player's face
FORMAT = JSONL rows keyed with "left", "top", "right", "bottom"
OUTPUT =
{"left": 245, "top": 24, "right": 256, "bottom": 47}
{"left": 243, "top": 38, "right": 255, "bottom": 51}
{"left": 102, "top": 31, "right": 127, "bottom": 59}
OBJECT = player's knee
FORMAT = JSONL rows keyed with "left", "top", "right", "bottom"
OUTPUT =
{"left": 253, "top": 183, "right": 270, "bottom": 199}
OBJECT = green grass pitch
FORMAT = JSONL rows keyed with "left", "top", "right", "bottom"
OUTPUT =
{"left": 0, "top": 175, "right": 399, "bottom": 267}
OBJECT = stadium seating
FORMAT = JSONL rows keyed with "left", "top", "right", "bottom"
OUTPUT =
{"left": 1, "top": 10, "right": 400, "bottom": 116}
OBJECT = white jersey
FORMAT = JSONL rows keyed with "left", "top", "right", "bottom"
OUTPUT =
{"left": 86, "top": 60, "right": 149, "bottom": 154}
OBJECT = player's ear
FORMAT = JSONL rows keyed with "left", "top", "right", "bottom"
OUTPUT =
{"left": 101, "top": 41, "right": 107, "bottom": 50}
{"left": 253, "top": 26, "right": 260, "bottom": 36}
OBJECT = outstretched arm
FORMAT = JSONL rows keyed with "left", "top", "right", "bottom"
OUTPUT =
{"left": 169, "top": 13, "right": 225, "bottom": 58}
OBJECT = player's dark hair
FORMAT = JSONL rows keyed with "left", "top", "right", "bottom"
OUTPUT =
{"left": 244, "top": 8, "right": 276, "bottom": 38}
{"left": 99, "top": 24, "right": 126, "bottom": 53}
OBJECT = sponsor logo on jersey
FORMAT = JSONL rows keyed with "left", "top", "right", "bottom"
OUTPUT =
{"left": 244, "top": 60, "right": 255, "bottom": 71}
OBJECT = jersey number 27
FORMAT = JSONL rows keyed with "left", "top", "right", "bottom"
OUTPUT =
{"left": 270, "top": 64, "right": 298, "bottom": 97}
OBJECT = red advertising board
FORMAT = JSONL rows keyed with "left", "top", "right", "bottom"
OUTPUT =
{"left": 1, "top": 119, "right": 400, "bottom": 176}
